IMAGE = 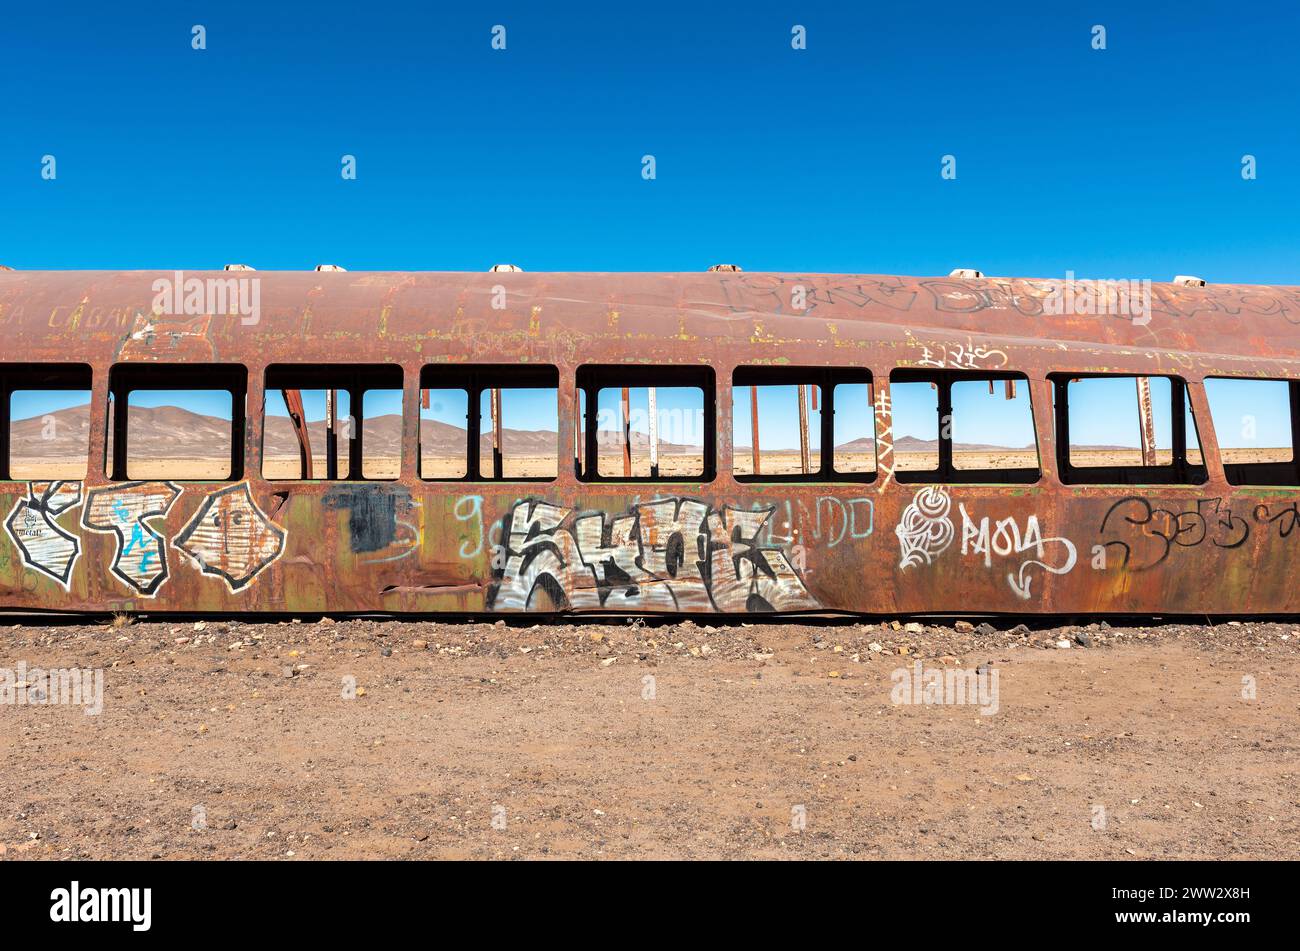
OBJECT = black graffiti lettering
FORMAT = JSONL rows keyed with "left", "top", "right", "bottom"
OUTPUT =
{"left": 1098, "top": 496, "right": 1251, "bottom": 571}
{"left": 1254, "top": 502, "right": 1300, "bottom": 538}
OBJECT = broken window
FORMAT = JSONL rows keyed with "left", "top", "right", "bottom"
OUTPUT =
{"left": 420, "top": 365, "right": 558, "bottom": 481}
{"left": 362, "top": 388, "right": 404, "bottom": 480}
{"left": 832, "top": 382, "right": 877, "bottom": 474}
{"left": 419, "top": 387, "right": 469, "bottom": 479}
{"left": 262, "top": 365, "right": 401, "bottom": 481}
{"left": 576, "top": 365, "right": 713, "bottom": 482}
{"left": 889, "top": 380, "right": 940, "bottom": 472}
{"left": 732, "top": 367, "right": 875, "bottom": 482}
{"left": 1053, "top": 374, "right": 1206, "bottom": 485}
{"left": 1, "top": 364, "right": 93, "bottom": 481}
{"left": 107, "top": 363, "right": 245, "bottom": 481}
{"left": 1204, "top": 377, "right": 1298, "bottom": 485}
{"left": 264, "top": 389, "right": 352, "bottom": 479}
{"left": 891, "top": 369, "right": 1039, "bottom": 484}
{"left": 951, "top": 378, "right": 1038, "bottom": 472}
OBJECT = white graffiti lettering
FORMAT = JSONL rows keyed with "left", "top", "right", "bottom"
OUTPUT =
{"left": 958, "top": 504, "right": 1077, "bottom": 599}
{"left": 4, "top": 482, "right": 83, "bottom": 588}
{"left": 895, "top": 486, "right": 954, "bottom": 568}
{"left": 489, "top": 498, "right": 819, "bottom": 613}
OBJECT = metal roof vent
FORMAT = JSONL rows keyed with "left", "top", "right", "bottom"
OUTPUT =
{"left": 708, "top": 263, "right": 743, "bottom": 272}
{"left": 948, "top": 268, "right": 984, "bottom": 279}
{"left": 1173, "top": 275, "right": 1206, "bottom": 287}
{"left": 314, "top": 264, "right": 346, "bottom": 272}
{"left": 224, "top": 264, "right": 256, "bottom": 271}
{"left": 489, "top": 264, "right": 523, "bottom": 272}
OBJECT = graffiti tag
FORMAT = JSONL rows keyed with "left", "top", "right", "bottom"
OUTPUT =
{"left": 489, "top": 498, "right": 818, "bottom": 613}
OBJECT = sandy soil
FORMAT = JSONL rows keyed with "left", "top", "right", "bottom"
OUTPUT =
{"left": 734, "top": 451, "right": 876, "bottom": 476}
{"left": 11, "top": 448, "right": 1290, "bottom": 482}
{"left": 0, "top": 615, "right": 1295, "bottom": 860}
{"left": 591, "top": 454, "right": 703, "bottom": 479}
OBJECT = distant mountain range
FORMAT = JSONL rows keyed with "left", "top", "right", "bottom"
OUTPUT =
{"left": 9, "top": 405, "right": 1132, "bottom": 459}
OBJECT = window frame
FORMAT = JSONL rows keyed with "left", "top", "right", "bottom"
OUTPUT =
{"left": 107, "top": 363, "right": 246, "bottom": 483}
{"left": 891, "top": 368, "right": 1040, "bottom": 486}
{"left": 1204, "top": 375, "right": 1300, "bottom": 486}
{"left": 733, "top": 366, "right": 876, "bottom": 484}
{"left": 419, "top": 364, "right": 559, "bottom": 483}
{"left": 262, "top": 364, "right": 402, "bottom": 482}
{"left": 575, "top": 364, "right": 715, "bottom": 484}
{"left": 1051, "top": 371, "right": 1207, "bottom": 486}
{"left": 0, "top": 363, "right": 94, "bottom": 482}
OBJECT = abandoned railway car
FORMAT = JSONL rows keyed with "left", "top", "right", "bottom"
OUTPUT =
{"left": 2, "top": 267, "right": 1299, "bottom": 617}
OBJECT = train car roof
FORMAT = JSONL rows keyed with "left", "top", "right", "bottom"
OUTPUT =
{"left": 2, "top": 270, "right": 1299, "bottom": 371}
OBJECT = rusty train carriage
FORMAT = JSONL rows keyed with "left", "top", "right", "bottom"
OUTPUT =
{"left": 2, "top": 269, "right": 1300, "bottom": 617}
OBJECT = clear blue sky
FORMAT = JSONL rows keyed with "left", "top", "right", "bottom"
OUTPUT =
{"left": 4, "top": 2, "right": 1296, "bottom": 452}
{"left": 2, "top": 1, "right": 1295, "bottom": 280}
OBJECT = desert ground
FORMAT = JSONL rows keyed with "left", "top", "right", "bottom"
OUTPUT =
{"left": 13, "top": 448, "right": 1291, "bottom": 482}
{"left": 1, "top": 614, "right": 1295, "bottom": 860}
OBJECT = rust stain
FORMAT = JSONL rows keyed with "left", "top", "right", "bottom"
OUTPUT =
{"left": 0, "top": 269, "right": 1298, "bottom": 616}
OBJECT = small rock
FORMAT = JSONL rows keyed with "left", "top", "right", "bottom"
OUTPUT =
{"left": 975, "top": 623, "right": 997, "bottom": 637}
{"left": 1056, "top": 639, "right": 1072, "bottom": 649}
{"left": 904, "top": 622, "right": 923, "bottom": 634}
{"left": 1075, "top": 632, "right": 1093, "bottom": 648}
{"left": 412, "top": 639, "right": 428, "bottom": 650}
{"left": 954, "top": 620, "right": 974, "bottom": 633}
{"left": 868, "top": 642, "right": 883, "bottom": 653}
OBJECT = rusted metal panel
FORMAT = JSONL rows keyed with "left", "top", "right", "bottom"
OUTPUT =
{"left": 620, "top": 386, "right": 631, "bottom": 478}
{"left": 1135, "top": 376, "right": 1158, "bottom": 468}
{"left": 797, "top": 383, "right": 810, "bottom": 475}
{"left": 647, "top": 386, "right": 659, "bottom": 479}
{"left": 0, "top": 270, "right": 1299, "bottom": 617}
